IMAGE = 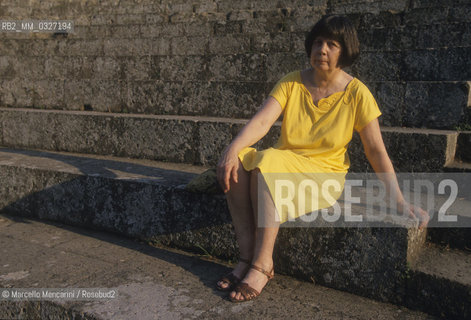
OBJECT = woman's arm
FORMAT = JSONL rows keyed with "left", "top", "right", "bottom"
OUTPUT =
{"left": 217, "top": 96, "right": 283, "bottom": 193}
{"left": 359, "top": 118, "right": 429, "bottom": 229}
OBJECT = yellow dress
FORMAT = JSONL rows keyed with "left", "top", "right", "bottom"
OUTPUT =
{"left": 238, "top": 70, "right": 382, "bottom": 223}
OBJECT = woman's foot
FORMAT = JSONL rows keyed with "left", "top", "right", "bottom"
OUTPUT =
{"left": 216, "top": 258, "right": 251, "bottom": 291}
{"left": 229, "top": 261, "right": 274, "bottom": 302}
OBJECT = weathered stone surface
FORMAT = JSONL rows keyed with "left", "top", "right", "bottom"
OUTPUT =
{"left": 0, "top": 39, "right": 23, "bottom": 55}
{"left": 114, "top": 13, "right": 146, "bottom": 25}
{"left": 250, "top": 32, "right": 292, "bottom": 53}
{"left": 208, "top": 34, "right": 251, "bottom": 54}
{"left": 348, "top": 128, "right": 458, "bottom": 172}
{"left": 0, "top": 109, "right": 199, "bottom": 163}
{"left": 357, "top": 23, "right": 470, "bottom": 52}
{"left": 97, "top": 56, "right": 128, "bottom": 80}
{"left": 121, "top": 56, "right": 155, "bottom": 81}
{"left": 265, "top": 52, "right": 308, "bottom": 82}
{"left": 291, "top": 31, "right": 307, "bottom": 53}
{"left": 275, "top": 227, "right": 410, "bottom": 303}
{"left": 216, "top": 0, "right": 327, "bottom": 12}
{"left": 428, "top": 227, "right": 471, "bottom": 250}
{"left": 44, "top": 56, "right": 68, "bottom": 79}
{"left": 213, "top": 20, "right": 243, "bottom": 35}
{"left": 2, "top": 148, "right": 469, "bottom": 319}
{"left": 181, "top": 21, "right": 214, "bottom": 36}
{"left": 140, "top": 23, "right": 183, "bottom": 38}
{"left": 372, "top": 81, "right": 405, "bottom": 127}
{"left": 468, "top": 81, "right": 471, "bottom": 108}
{"left": 416, "top": 23, "right": 470, "bottom": 49}
{"left": 63, "top": 56, "right": 97, "bottom": 79}
{"left": 206, "top": 53, "right": 267, "bottom": 82}
{"left": 103, "top": 38, "right": 153, "bottom": 56}
{"left": 0, "top": 56, "right": 45, "bottom": 80}
{"left": 329, "top": 0, "right": 408, "bottom": 14}
{"left": 185, "top": 81, "right": 269, "bottom": 117}
{"left": 0, "top": 213, "right": 439, "bottom": 320}
{"left": 0, "top": 148, "right": 426, "bottom": 305}
{"left": 357, "top": 27, "right": 391, "bottom": 51}
{"left": 402, "top": 50, "right": 441, "bottom": 81}
{"left": 406, "top": 244, "right": 471, "bottom": 320}
{"left": 410, "top": 0, "right": 470, "bottom": 8}
{"left": 114, "top": 117, "right": 199, "bottom": 163}
{"left": 456, "top": 131, "right": 471, "bottom": 162}
{"left": 56, "top": 39, "right": 104, "bottom": 56}
{"left": 64, "top": 79, "right": 125, "bottom": 111}
{"left": 0, "top": 108, "right": 459, "bottom": 171}
{"left": 403, "top": 48, "right": 471, "bottom": 81}
{"left": 0, "top": 79, "right": 64, "bottom": 108}
{"left": 403, "top": 6, "right": 449, "bottom": 25}
{"left": 30, "top": 80, "right": 65, "bottom": 108}
{"left": 109, "top": 24, "right": 141, "bottom": 38}
{"left": 287, "top": 7, "right": 326, "bottom": 33}
{"left": 447, "top": 3, "right": 471, "bottom": 23}
{"left": 171, "top": 36, "right": 209, "bottom": 55}
{"left": 351, "top": 52, "right": 402, "bottom": 82}
{"left": 366, "top": 81, "right": 471, "bottom": 130}
{"left": 357, "top": 11, "right": 403, "bottom": 29}
{"left": 0, "top": 0, "right": 469, "bottom": 129}
{"left": 126, "top": 80, "right": 269, "bottom": 117}
{"left": 0, "top": 300, "right": 95, "bottom": 320}
{"left": 127, "top": 80, "right": 180, "bottom": 114}
{"left": 153, "top": 54, "right": 267, "bottom": 83}
{"left": 0, "top": 79, "right": 33, "bottom": 106}
{"left": 196, "top": 121, "right": 235, "bottom": 166}
{"left": 0, "top": 2, "right": 33, "bottom": 19}
{"left": 403, "top": 82, "right": 468, "bottom": 129}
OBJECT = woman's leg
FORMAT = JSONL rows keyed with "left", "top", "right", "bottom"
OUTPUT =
{"left": 230, "top": 168, "right": 280, "bottom": 301}
{"left": 217, "top": 160, "right": 256, "bottom": 289}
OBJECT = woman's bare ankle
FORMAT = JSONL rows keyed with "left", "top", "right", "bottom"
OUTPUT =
{"left": 251, "top": 257, "right": 273, "bottom": 270}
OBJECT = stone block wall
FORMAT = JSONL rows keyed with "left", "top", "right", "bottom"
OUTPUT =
{"left": 0, "top": 0, "right": 470, "bottom": 129}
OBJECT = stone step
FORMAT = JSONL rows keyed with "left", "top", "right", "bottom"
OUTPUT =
{"left": 427, "top": 227, "right": 471, "bottom": 250}
{"left": 403, "top": 172, "right": 471, "bottom": 250}
{"left": 428, "top": 214, "right": 471, "bottom": 251}
{"left": 426, "top": 210, "right": 471, "bottom": 252}
{"left": 348, "top": 171, "right": 471, "bottom": 251}
{"left": 0, "top": 214, "right": 435, "bottom": 320}
{"left": 0, "top": 107, "right": 459, "bottom": 172}
{"left": 0, "top": 147, "right": 468, "bottom": 318}
{"left": 424, "top": 175, "right": 471, "bottom": 250}
{"left": 455, "top": 131, "right": 471, "bottom": 162}
{"left": 443, "top": 161, "right": 471, "bottom": 173}
{"left": 406, "top": 242, "right": 471, "bottom": 319}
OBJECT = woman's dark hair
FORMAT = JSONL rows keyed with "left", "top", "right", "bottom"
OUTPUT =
{"left": 305, "top": 15, "right": 360, "bottom": 68}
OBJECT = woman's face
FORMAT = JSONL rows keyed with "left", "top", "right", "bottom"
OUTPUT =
{"left": 310, "top": 36, "right": 342, "bottom": 72}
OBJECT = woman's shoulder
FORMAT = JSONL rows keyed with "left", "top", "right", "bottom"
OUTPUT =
{"left": 346, "top": 78, "right": 375, "bottom": 100}
{"left": 276, "top": 70, "right": 302, "bottom": 84}
{"left": 340, "top": 77, "right": 378, "bottom": 109}
{"left": 347, "top": 78, "right": 370, "bottom": 91}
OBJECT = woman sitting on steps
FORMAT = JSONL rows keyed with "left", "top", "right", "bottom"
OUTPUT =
{"left": 216, "top": 14, "right": 429, "bottom": 303}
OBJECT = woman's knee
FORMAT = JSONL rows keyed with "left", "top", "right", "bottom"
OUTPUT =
{"left": 250, "top": 167, "right": 260, "bottom": 178}
{"left": 250, "top": 168, "right": 261, "bottom": 187}
{"left": 226, "top": 160, "right": 251, "bottom": 194}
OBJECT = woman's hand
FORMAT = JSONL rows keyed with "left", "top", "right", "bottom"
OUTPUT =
{"left": 217, "top": 147, "right": 240, "bottom": 193}
{"left": 215, "top": 97, "right": 282, "bottom": 193}
{"left": 397, "top": 201, "right": 430, "bottom": 230}
{"left": 359, "top": 120, "right": 430, "bottom": 230}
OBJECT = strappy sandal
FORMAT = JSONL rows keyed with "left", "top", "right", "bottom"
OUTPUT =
{"left": 229, "top": 264, "right": 274, "bottom": 302}
{"left": 216, "top": 258, "right": 251, "bottom": 291}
